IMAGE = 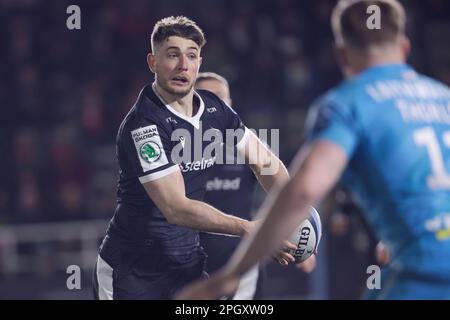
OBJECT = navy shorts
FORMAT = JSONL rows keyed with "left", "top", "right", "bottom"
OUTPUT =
{"left": 200, "top": 232, "right": 264, "bottom": 299}
{"left": 93, "top": 236, "right": 208, "bottom": 300}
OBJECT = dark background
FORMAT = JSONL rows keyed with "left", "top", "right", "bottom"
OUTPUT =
{"left": 0, "top": 0, "right": 449, "bottom": 299}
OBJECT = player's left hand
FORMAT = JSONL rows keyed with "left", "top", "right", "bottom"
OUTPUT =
{"left": 296, "top": 254, "right": 317, "bottom": 273}
{"left": 273, "top": 240, "right": 297, "bottom": 266}
{"left": 175, "top": 270, "right": 240, "bottom": 300}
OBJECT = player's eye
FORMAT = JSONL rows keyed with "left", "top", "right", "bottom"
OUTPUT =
{"left": 167, "top": 52, "right": 178, "bottom": 58}
{"left": 187, "top": 53, "right": 197, "bottom": 60}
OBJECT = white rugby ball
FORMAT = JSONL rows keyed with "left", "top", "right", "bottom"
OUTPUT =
{"left": 286, "top": 207, "right": 322, "bottom": 263}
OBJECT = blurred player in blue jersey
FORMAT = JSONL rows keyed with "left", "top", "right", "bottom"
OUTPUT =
{"left": 177, "top": 0, "right": 450, "bottom": 300}
{"left": 93, "top": 16, "right": 295, "bottom": 300}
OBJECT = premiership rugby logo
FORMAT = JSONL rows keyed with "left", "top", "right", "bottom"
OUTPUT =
{"left": 140, "top": 141, "right": 161, "bottom": 163}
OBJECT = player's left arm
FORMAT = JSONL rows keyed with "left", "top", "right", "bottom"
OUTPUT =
{"left": 234, "top": 130, "right": 298, "bottom": 266}
{"left": 219, "top": 99, "right": 293, "bottom": 264}
{"left": 218, "top": 96, "right": 289, "bottom": 192}
{"left": 228, "top": 140, "right": 348, "bottom": 278}
{"left": 239, "top": 130, "right": 316, "bottom": 269}
{"left": 239, "top": 130, "right": 290, "bottom": 192}
{"left": 239, "top": 131, "right": 318, "bottom": 268}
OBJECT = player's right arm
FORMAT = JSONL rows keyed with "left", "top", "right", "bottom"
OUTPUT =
{"left": 123, "top": 110, "right": 295, "bottom": 259}
{"left": 140, "top": 145, "right": 295, "bottom": 264}
{"left": 124, "top": 116, "right": 257, "bottom": 237}
{"left": 142, "top": 169, "right": 253, "bottom": 236}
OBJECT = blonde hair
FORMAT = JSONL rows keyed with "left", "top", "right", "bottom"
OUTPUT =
{"left": 331, "top": 0, "right": 406, "bottom": 49}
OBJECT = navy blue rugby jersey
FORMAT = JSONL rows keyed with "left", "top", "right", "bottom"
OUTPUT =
{"left": 107, "top": 84, "right": 249, "bottom": 250}
{"left": 203, "top": 164, "right": 257, "bottom": 220}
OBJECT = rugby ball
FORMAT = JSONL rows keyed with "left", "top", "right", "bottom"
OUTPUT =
{"left": 286, "top": 207, "right": 322, "bottom": 263}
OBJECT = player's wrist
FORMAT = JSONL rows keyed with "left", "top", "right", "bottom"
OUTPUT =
{"left": 240, "top": 219, "right": 254, "bottom": 236}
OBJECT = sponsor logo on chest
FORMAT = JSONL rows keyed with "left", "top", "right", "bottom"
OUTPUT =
{"left": 206, "top": 177, "right": 241, "bottom": 191}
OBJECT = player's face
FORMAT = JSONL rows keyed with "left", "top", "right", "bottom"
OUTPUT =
{"left": 149, "top": 36, "right": 202, "bottom": 97}
{"left": 195, "top": 79, "right": 232, "bottom": 106}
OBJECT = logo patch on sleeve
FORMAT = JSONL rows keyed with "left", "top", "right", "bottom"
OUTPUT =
{"left": 140, "top": 141, "right": 161, "bottom": 163}
{"left": 131, "top": 125, "right": 169, "bottom": 172}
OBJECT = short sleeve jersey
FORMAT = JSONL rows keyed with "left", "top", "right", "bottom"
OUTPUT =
{"left": 109, "top": 84, "right": 249, "bottom": 250}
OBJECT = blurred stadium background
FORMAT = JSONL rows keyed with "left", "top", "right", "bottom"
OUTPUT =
{"left": 0, "top": 0, "right": 449, "bottom": 299}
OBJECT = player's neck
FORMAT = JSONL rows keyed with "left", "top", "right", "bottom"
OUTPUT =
{"left": 346, "top": 49, "right": 406, "bottom": 78}
{"left": 153, "top": 83, "right": 199, "bottom": 117}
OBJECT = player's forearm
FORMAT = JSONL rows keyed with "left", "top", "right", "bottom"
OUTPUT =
{"left": 168, "top": 199, "right": 251, "bottom": 236}
{"left": 251, "top": 157, "right": 289, "bottom": 193}
{"left": 243, "top": 130, "right": 289, "bottom": 192}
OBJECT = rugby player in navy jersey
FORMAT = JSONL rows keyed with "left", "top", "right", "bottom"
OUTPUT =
{"left": 93, "top": 16, "right": 294, "bottom": 300}
{"left": 178, "top": 0, "right": 450, "bottom": 300}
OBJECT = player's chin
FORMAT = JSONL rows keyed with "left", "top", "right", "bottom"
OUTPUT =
{"left": 167, "top": 83, "right": 193, "bottom": 95}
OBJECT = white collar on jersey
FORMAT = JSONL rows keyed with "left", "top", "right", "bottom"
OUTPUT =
{"left": 152, "top": 83, "right": 204, "bottom": 129}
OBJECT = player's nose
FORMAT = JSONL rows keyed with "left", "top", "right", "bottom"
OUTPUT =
{"left": 178, "top": 54, "right": 189, "bottom": 71}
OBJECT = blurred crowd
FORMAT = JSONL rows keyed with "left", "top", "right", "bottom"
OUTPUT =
{"left": 1, "top": 0, "right": 449, "bottom": 226}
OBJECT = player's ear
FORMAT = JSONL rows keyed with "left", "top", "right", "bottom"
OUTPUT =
{"left": 333, "top": 44, "right": 348, "bottom": 68}
{"left": 401, "top": 35, "right": 411, "bottom": 61}
{"left": 147, "top": 53, "right": 157, "bottom": 73}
